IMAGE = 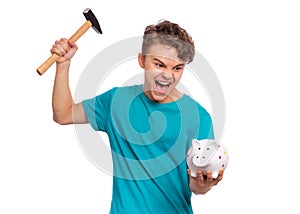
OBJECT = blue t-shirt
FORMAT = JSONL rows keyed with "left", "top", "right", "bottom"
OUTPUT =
{"left": 82, "top": 84, "right": 214, "bottom": 214}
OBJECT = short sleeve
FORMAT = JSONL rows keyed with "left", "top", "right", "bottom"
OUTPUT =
{"left": 197, "top": 114, "right": 214, "bottom": 140}
{"left": 195, "top": 105, "right": 214, "bottom": 140}
{"left": 81, "top": 88, "right": 115, "bottom": 131}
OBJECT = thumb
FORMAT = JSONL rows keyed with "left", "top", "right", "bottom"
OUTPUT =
{"left": 64, "top": 40, "right": 78, "bottom": 59}
{"left": 68, "top": 40, "right": 78, "bottom": 50}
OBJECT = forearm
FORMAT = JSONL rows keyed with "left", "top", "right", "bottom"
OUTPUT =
{"left": 52, "top": 61, "right": 74, "bottom": 124}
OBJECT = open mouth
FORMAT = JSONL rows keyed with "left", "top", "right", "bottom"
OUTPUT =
{"left": 154, "top": 80, "right": 172, "bottom": 95}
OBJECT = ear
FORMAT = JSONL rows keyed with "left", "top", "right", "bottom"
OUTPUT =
{"left": 138, "top": 53, "right": 145, "bottom": 68}
{"left": 192, "top": 139, "right": 200, "bottom": 148}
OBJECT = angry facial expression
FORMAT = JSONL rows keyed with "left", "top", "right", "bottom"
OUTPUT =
{"left": 139, "top": 44, "right": 186, "bottom": 103}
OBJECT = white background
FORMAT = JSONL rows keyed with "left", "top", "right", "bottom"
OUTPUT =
{"left": 1, "top": 0, "right": 299, "bottom": 213}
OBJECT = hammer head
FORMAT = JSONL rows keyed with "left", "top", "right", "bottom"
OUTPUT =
{"left": 83, "top": 8, "right": 102, "bottom": 34}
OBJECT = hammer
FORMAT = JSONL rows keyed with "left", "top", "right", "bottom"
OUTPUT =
{"left": 37, "top": 8, "right": 102, "bottom": 75}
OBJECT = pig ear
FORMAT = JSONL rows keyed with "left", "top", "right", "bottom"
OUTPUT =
{"left": 210, "top": 140, "right": 218, "bottom": 150}
{"left": 192, "top": 139, "right": 200, "bottom": 147}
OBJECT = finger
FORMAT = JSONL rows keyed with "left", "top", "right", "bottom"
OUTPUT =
{"left": 217, "top": 168, "right": 224, "bottom": 181}
{"left": 61, "top": 38, "right": 68, "bottom": 43}
{"left": 211, "top": 169, "right": 224, "bottom": 186}
{"left": 56, "top": 40, "right": 70, "bottom": 56}
{"left": 68, "top": 40, "right": 78, "bottom": 50}
{"left": 53, "top": 39, "right": 70, "bottom": 54}
{"left": 206, "top": 170, "right": 213, "bottom": 183}
{"left": 187, "top": 169, "right": 197, "bottom": 180}
{"left": 51, "top": 41, "right": 66, "bottom": 56}
{"left": 50, "top": 41, "right": 59, "bottom": 54}
{"left": 187, "top": 168, "right": 191, "bottom": 176}
{"left": 197, "top": 170, "right": 204, "bottom": 183}
{"left": 59, "top": 40, "right": 71, "bottom": 53}
{"left": 51, "top": 46, "right": 63, "bottom": 56}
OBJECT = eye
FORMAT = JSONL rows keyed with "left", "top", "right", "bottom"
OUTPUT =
{"left": 173, "top": 66, "right": 183, "bottom": 72}
{"left": 198, "top": 147, "right": 201, "bottom": 150}
{"left": 155, "top": 63, "right": 164, "bottom": 68}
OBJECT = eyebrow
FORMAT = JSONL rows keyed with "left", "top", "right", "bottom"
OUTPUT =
{"left": 153, "top": 57, "right": 185, "bottom": 69}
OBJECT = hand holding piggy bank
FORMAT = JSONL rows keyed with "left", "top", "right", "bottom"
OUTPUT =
{"left": 187, "top": 139, "right": 229, "bottom": 178}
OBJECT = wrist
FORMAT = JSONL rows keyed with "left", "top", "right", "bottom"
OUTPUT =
{"left": 190, "top": 185, "right": 211, "bottom": 195}
{"left": 56, "top": 60, "right": 71, "bottom": 72}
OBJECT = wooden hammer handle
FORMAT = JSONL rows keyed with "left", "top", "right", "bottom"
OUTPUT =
{"left": 69, "top": 20, "right": 92, "bottom": 43}
{"left": 37, "top": 21, "right": 92, "bottom": 75}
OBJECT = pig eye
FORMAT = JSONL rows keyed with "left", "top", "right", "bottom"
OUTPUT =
{"left": 198, "top": 147, "right": 201, "bottom": 150}
{"left": 207, "top": 148, "right": 210, "bottom": 150}
{"left": 196, "top": 156, "right": 199, "bottom": 158}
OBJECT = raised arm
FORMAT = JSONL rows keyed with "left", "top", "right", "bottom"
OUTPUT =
{"left": 51, "top": 38, "right": 88, "bottom": 125}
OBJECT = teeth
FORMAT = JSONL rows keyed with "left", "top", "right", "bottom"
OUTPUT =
{"left": 157, "top": 80, "right": 170, "bottom": 86}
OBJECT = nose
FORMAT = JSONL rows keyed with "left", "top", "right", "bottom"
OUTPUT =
{"left": 161, "top": 69, "right": 173, "bottom": 79}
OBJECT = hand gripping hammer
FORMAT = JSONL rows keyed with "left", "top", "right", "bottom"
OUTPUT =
{"left": 37, "top": 8, "right": 102, "bottom": 75}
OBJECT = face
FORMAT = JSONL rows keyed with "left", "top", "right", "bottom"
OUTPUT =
{"left": 138, "top": 44, "right": 185, "bottom": 103}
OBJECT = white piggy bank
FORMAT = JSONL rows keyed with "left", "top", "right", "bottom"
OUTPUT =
{"left": 186, "top": 139, "right": 229, "bottom": 178}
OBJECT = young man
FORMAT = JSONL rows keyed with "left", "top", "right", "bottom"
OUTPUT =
{"left": 51, "top": 20, "right": 224, "bottom": 213}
